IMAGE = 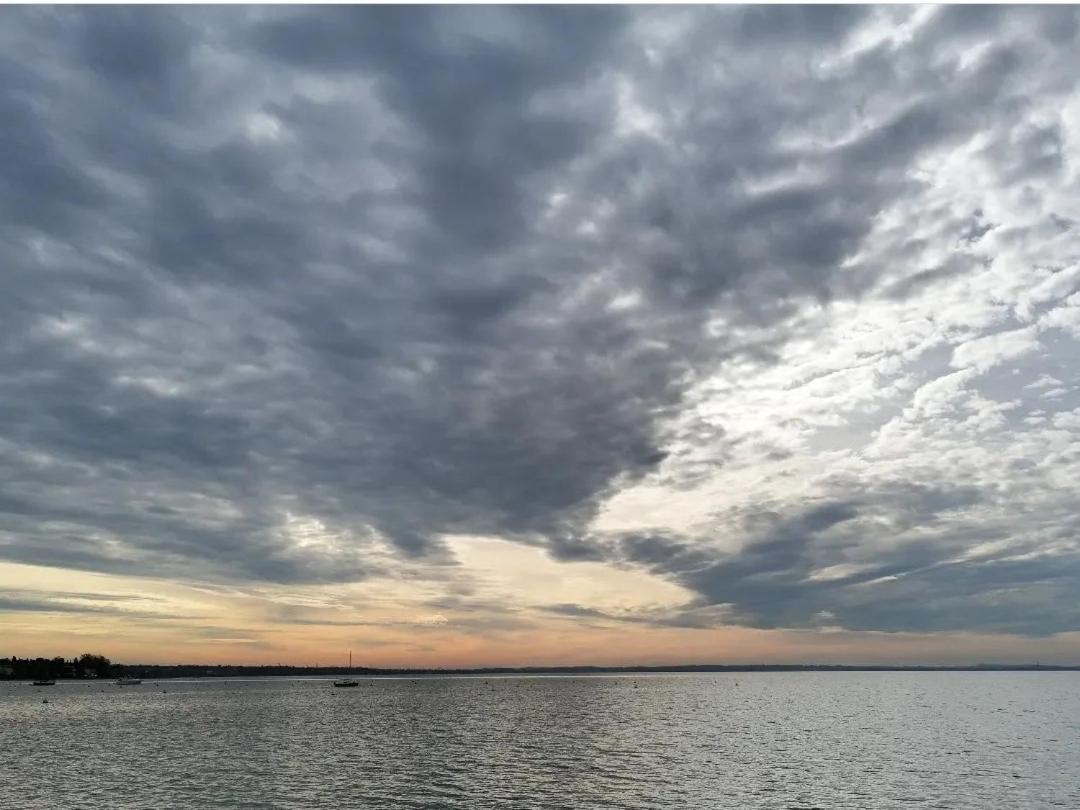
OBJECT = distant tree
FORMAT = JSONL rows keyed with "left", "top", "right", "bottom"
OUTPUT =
{"left": 77, "top": 653, "right": 112, "bottom": 678}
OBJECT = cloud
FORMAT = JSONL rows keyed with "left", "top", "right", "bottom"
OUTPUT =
{"left": 0, "top": 588, "right": 197, "bottom": 620}
{"left": 951, "top": 326, "right": 1040, "bottom": 373}
{"left": 0, "top": 7, "right": 1078, "bottom": 639}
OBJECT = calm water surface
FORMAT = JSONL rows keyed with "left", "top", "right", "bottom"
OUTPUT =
{"left": 2, "top": 672, "right": 1077, "bottom": 809}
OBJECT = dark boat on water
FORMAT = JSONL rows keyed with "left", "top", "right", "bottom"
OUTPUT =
{"left": 32, "top": 679, "right": 56, "bottom": 686}
{"left": 333, "top": 650, "right": 359, "bottom": 688}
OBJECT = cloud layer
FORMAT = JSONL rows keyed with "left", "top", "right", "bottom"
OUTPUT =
{"left": 1, "top": 6, "right": 1079, "bottom": 638}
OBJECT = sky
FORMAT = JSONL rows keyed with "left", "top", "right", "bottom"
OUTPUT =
{"left": 2, "top": 5, "right": 1080, "bottom": 667}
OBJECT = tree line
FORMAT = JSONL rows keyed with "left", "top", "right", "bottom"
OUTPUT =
{"left": 1, "top": 653, "right": 113, "bottom": 680}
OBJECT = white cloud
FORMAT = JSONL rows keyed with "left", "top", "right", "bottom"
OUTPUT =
{"left": 951, "top": 327, "right": 1041, "bottom": 374}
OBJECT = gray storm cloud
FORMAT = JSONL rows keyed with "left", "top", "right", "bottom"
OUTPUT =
{"left": 1, "top": 6, "right": 1079, "bottom": 635}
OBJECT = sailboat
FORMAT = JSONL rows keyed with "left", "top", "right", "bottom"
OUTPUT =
{"left": 333, "top": 650, "right": 359, "bottom": 688}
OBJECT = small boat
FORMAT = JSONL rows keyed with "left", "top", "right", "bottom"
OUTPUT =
{"left": 333, "top": 650, "right": 359, "bottom": 688}
{"left": 115, "top": 677, "right": 142, "bottom": 685}
{"left": 32, "top": 679, "right": 56, "bottom": 686}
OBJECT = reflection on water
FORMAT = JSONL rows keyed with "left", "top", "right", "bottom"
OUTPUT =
{"left": 2, "top": 672, "right": 1078, "bottom": 808}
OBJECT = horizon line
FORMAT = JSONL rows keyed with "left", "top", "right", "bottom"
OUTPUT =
{"left": 7, "top": 659, "right": 1077, "bottom": 674}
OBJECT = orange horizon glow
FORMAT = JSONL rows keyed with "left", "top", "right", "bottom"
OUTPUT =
{"left": 3, "top": 539, "right": 1079, "bottom": 669}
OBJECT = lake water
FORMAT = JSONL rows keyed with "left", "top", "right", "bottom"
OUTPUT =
{"left": 2, "top": 672, "right": 1077, "bottom": 808}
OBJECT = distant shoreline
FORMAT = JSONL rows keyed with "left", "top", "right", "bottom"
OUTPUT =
{"left": 6, "top": 662, "right": 1077, "bottom": 681}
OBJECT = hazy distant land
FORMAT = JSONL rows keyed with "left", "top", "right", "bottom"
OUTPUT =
{"left": 4, "top": 655, "right": 1077, "bottom": 681}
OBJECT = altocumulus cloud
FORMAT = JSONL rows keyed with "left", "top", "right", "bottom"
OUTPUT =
{"left": 1, "top": 6, "right": 1079, "bottom": 635}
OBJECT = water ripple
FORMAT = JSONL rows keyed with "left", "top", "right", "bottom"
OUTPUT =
{"left": 2, "top": 673, "right": 1078, "bottom": 808}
